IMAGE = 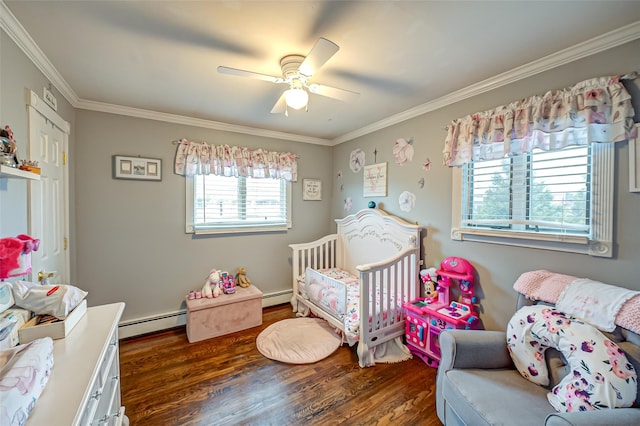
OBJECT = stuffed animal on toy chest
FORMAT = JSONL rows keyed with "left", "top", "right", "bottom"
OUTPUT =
{"left": 235, "top": 267, "right": 251, "bottom": 288}
{"left": 203, "top": 269, "right": 221, "bottom": 298}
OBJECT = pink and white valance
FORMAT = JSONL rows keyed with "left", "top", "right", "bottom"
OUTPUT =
{"left": 443, "top": 75, "right": 637, "bottom": 167}
{"left": 174, "top": 139, "right": 298, "bottom": 181}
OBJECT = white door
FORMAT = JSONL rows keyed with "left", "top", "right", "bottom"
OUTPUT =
{"left": 27, "top": 90, "right": 70, "bottom": 284}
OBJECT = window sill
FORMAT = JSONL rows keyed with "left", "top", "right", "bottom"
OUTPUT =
{"left": 187, "top": 224, "right": 291, "bottom": 235}
{"left": 451, "top": 227, "right": 611, "bottom": 258}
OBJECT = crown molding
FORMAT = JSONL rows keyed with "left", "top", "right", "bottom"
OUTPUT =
{"left": 1, "top": 1, "right": 331, "bottom": 145}
{"left": 75, "top": 99, "right": 333, "bottom": 145}
{"left": 331, "top": 20, "right": 640, "bottom": 145}
{"left": 0, "top": 1, "right": 78, "bottom": 106}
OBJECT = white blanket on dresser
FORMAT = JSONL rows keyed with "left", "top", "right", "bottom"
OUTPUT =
{"left": 556, "top": 278, "right": 640, "bottom": 332}
{"left": 0, "top": 337, "right": 54, "bottom": 426}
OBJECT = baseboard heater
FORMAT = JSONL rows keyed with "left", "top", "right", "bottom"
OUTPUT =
{"left": 118, "top": 289, "right": 293, "bottom": 339}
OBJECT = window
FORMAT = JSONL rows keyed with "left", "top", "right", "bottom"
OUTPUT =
{"left": 186, "top": 174, "right": 291, "bottom": 234}
{"left": 452, "top": 144, "right": 613, "bottom": 257}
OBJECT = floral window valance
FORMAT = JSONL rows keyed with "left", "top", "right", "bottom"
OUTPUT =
{"left": 443, "top": 75, "right": 637, "bottom": 167}
{"left": 174, "top": 139, "right": 298, "bottom": 181}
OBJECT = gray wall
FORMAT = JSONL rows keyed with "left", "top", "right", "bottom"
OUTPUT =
{"left": 332, "top": 39, "right": 640, "bottom": 330}
{"left": 0, "top": 29, "right": 77, "bottom": 274}
{"left": 73, "top": 111, "right": 334, "bottom": 321}
{"left": 3, "top": 26, "right": 640, "bottom": 331}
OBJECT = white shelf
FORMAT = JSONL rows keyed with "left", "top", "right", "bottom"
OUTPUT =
{"left": 0, "top": 164, "right": 41, "bottom": 180}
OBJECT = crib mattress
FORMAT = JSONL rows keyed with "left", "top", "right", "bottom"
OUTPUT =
{"left": 298, "top": 268, "right": 402, "bottom": 346}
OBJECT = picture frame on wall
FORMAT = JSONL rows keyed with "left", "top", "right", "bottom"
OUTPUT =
{"left": 302, "top": 178, "right": 322, "bottom": 201}
{"left": 630, "top": 123, "right": 640, "bottom": 193}
{"left": 112, "top": 155, "right": 162, "bottom": 181}
{"left": 363, "top": 162, "right": 387, "bottom": 197}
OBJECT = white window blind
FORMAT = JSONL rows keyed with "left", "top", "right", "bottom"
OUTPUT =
{"left": 186, "top": 174, "right": 291, "bottom": 234}
{"left": 462, "top": 146, "right": 590, "bottom": 235}
{"left": 451, "top": 143, "right": 614, "bottom": 257}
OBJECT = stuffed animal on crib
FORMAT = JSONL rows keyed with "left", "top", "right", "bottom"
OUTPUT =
{"left": 235, "top": 267, "right": 251, "bottom": 288}
{"left": 203, "top": 269, "right": 221, "bottom": 298}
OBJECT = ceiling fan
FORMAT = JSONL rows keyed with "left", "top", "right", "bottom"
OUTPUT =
{"left": 217, "top": 38, "right": 359, "bottom": 115}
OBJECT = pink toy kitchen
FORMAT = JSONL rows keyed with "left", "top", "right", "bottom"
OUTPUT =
{"left": 404, "top": 256, "right": 480, "bottom": 367}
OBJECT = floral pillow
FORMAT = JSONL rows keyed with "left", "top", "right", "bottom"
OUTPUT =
{"left": 507, "top": 305, "right": 637, "bottom": 412}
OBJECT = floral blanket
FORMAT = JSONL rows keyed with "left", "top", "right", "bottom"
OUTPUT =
{"left": 507, "top": 305, "right": 637, "bottom": 412}
{"left": 298, "top": 268, "right": 402, "bottom": 346}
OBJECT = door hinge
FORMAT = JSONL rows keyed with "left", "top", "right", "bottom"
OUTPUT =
{"left": 64, "top": 237, "right": 68, "bottom": 250}
{"left": 62, "top": 151, "right": 67, "bottom": 165}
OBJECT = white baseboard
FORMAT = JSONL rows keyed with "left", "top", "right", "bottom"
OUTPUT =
{"left": 118, "top": 289, "right": 292, "bottom": 339}
{"left": 260, "top": 289, "right": 294, "bottom": 307}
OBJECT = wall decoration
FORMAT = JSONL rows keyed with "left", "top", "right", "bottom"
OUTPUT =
{"left": 418, "top": 177, "right": 425, "bottom": 188}
{"left": 349, "top": 148, "right": 365, "bottom": 173}
{"left": 363, "top": 162, "right": 388, "bottom": 197}
{"left": 630, "top": 123, "right": 640, "bottom": 193}
{"left": 393, "top": 137, "right": 414, "bottom": 165}
{"left": 399, "top": 191, "right": 416, "bottom": 212}
{"left": 422, "top": 157, "right": 432, "bottom": 171}
{"left": 344, "top": 197, "right": 353, "bottom": 212}
{"left": 113, "top": 155, "right": 162, "bottom": 181}
{"left": 302, "top": 178, "right": 322, "bottom": 201}
{"left": 43, "top": 86, "right": 58, "bottom": 111}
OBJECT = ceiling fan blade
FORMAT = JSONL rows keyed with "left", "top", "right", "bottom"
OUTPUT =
{"left": 308, "top": 83, "right": 359, "bottom": 102}
{"left": 270, "top": 92, "right": 287, "bottom": 114}
{"left": 217, "top": 66, "right": 284, "bottom": 84}
{"left": 298, "top": 38, "right": 339, "bottom": 77}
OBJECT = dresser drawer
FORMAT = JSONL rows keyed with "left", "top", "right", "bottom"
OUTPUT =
{"left": 80, "top": 324, "right": 121, "bottom": 425}
{"left": 91, "top": 350, "right": 120, "bottom": 425}
{"left": 24, "top": 303, "right": 126, "bottom": 426}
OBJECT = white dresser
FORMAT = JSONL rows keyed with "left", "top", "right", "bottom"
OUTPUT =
{"left": 26, "top": 302, "right": 128, "bottom": 426}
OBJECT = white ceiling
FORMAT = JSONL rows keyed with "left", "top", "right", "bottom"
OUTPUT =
{"left": 3, "top": 1, "right": 640, "bottom": 144}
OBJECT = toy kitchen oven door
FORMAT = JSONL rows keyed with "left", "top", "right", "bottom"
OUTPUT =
{"left": 404, "top": 256, "right": 479, "bottom": 367}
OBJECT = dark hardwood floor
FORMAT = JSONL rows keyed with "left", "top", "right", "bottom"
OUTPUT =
{"left": 119, "top": 304, "right": 442, "bottom": 426}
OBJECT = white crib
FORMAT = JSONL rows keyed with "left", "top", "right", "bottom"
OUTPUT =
{"left": 289, "top": 208, "right": 423, "bottom": 367}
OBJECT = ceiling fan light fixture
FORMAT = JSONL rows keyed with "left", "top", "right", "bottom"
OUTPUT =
{"left": 284, "top": 88, "right": 309, "bottom": 110}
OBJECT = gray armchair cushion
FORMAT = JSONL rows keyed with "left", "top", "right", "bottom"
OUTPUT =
{"left": 437, "top": 330, "right": 556, "bottom": 425}
{"left": 444, "top": 368, "right": 552, "bottom": 426}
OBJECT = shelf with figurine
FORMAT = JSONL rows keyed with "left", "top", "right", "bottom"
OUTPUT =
{"left": 0, "top": 165, "right": 41, "bottom": 180}
{"left": 0, "top": 125, "right": 40, "bottom": 181}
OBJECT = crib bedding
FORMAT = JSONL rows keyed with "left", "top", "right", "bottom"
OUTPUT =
{"left": 298, "top": 268, "right": 403, "bottom": 345}
{"left": 301, "top": 268, "right": 355, "bottom": 318}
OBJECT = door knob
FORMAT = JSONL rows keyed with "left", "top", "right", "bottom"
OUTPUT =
{"left": 38, "top": 271, "right": 54, "bottom": 282}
